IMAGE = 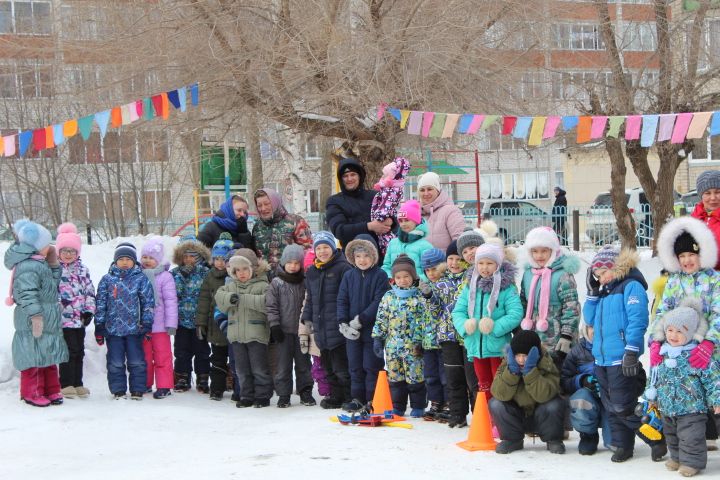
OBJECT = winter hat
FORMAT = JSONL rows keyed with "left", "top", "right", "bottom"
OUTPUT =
{"left": 696, "top": 170, "right": 720, "bottom": 196}
{"left": 345, "top": 234, "right": 379, "bottom": 268}
{"left": 590, "top": 245, "right": 620, "bottom": 271}
{"left": 338, "top": 160, "right": 363, "bottom": 177}
{"left": 417, "top": 172, "right": 441, "bottom": 191}
{"left": 657, "top": 216, "right": 718, "bottom": 272}
{"left": 524, "top": 226, "right": 561, "bottom": 268}
{"left": 280, "top": 244, "right": 306, "bottom": 266}
{"left": 55, "top": 223, "right": 82, "bottom": 254}
{"left": 303, "top": 249, "right": 316, "bottom": 271}
{"left": 421, "top": 248, "right": 446, "bottom": 270}
{"left": 14, "top": 219, "right": 52, "bottom": 252}
{"left": 673, "top": 231, "right": 700, "bottom": 257}
{"left": 255, "top": 188, "right": 283, "bottom": 214}
{"left": 211, "top": 232, "right": 234, "bottom": 259}
{"left": 662, "top": 302, "right": 702, "bottom": 346}
{"left": 313, "top": 231, "right": 337, "bottom": 252}
{"left": 398, "top": 200, "right": 422, "bottom": 225}
{"left": 446, "top": 240, "right": 459, "bottom": 258}
{"left": 141, "top": 237, "right": 165, "bottom": 265}
{"left": 233, "top": 248, "right": 259, "bottom": 270}
{"left": 391, "top": 254, "right": 418, "bottom": 282}
{"left": 114, "top": 242, "right": 137, "bottom": 263}
{"left": 510, "top": 330, "right": 542, "bottom": 356}
{"left": 475, "top": 243, "right": 505, "bottom": 265}
{"left": 456, "top": 229, "right": 485, "bottom": 254}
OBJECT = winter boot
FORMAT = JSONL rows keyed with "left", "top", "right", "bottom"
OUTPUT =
{"left": 651, "top": 441, "right": 667, "bottom": 462}
{"left": 61, "top": 386, "right": 77, "bottom": 399}
{"left": 342, "top": 399, "right": 365, "bottom": 412}
{"left": 410, "top": 408, "right": 425, "bottom": 418}
{"left": 448, "top": 414, "right": 467, "bottom": 428}
{"left": 678, "top": 465, "right": 699, "bottom": 477}
{"left": 578, "top": 433, "right": 599, "bottom": 455}
{"left": 435, "top": 403, "right": 451, "bottom": 423}
{"left": 174, "top": 372, "right": 190, "bottom": 392}
{"left": 707, "top": 439, "right": 718, "bottom": 451}
{"left": 153, "top": 388, "right": 172, "bottom": 399}
{"left": 300, "top": 389, "right": 316, "bottom": 406}
{"left": 75, "top": 386, "right": 90, "bottom": 398}
{"left": 253, "top": 398, "right": 270, "bottom": 408}
{"left": 611, "top": 448, "right": 634, "bottom": 463}
{"left": 47, "top": 393, "right": 64, "bottom": 405}
{"left": 130, "top": 392, "right": 143, "bottom": 400}
{"left": 236, "top": 398, "right": 254, "bottom": 408}
{"left": 226, "top": 370, "right": 234, "bottom": 392}
{"left": 423, "top": 401, "right": 442, "bottom": 421}
{"left": 495, "top": 439, "right": 524, "bottom": 454}
{"left": 196, "top": 374, "right": 210, "bottom": 394}
{"left": 546, "top": 441, "right": 566, "bottom": 454}
{"left": 665, "top": 459, "right": 680, "bottom": 471}
{"left": 22, "top": 395, "right": 50, "bottom": 407}
{"left": 112, "top": 392, "right": 126, "bottom": 399}
{"left": 320, "top": 396, "right": 343, "bottom": 409}
{"left": 231, "top": 392, "right": 240, "bottom": 402}
{"left": 209, "top": 391, "right": 223, "bottom": 401}
{"left": 277, "top": 396, "right": 291, "bottom": 408}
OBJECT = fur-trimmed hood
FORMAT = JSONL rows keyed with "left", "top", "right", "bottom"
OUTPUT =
{"left": 226, "top": 252, "right": 270, "bottom": 278}
{"left": 477, "top": 260, "right": 517, "bottom": 293}
{"left": 344, "top": 234, "right": 379, "bottom": 268}
{"left": 524, "top": 251, "right": 580, "bottom": 274}
{"left": 656, "top": 216, "right": 718, "bottom": 273}
{"left": 173, "top": 239, "right": 211, "bottom": 266}
{"left": 600, "top": 249, "right": 647, "bottom": 292}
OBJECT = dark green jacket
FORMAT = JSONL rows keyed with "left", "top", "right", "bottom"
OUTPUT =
{"left": 490, "top": 351, "right": 560, "bottom": 416}
{"left": 196, "top": 267, "right": 229, "bottom": 346}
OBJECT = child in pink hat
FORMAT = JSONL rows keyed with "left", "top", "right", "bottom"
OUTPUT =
{"left": 381, "top": 200, "right": 433, "bottom": 282}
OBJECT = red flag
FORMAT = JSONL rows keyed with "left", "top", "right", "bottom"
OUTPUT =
{"left": 502, "top": 116, "right": 517, "bottom": 135}
{"left": 32, "top": 128, "right": 46, "bottom": 152}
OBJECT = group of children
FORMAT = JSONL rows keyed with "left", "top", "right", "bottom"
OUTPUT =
{"left": 5, "top": 197, "right": 720, "bottom": 476}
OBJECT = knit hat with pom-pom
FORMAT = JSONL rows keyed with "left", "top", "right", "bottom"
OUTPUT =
{"left": 56, "top": 222, "right": 82, "bottom": 254}
{"left": 15, "top": 219, "right": 52, "bottom": 252}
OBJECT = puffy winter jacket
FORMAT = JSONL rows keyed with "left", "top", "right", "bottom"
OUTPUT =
{"left": 420, "top": 189, "right": 465, "bottom": 251}
{"left": 381, "top": 222, "right": 433, "bottom": 282}
{"left": 652, "top": 349, "right": 720, "bottom": 417}
{"left": 560, "top": 338, "right": 596, "bottom": 395}
{"left": 452, "top": 261, "right": 523, "bottom": 360}
{"left": 58, "top": 258, "right": 96, "bottom": 329}
{"left": 252, "top": 209, "right": 312, "bottom": 270}
{"left": 95, "top": 264, "right": 154, "bottom": 337}
{"left": 266, "top": 268, "right": 306, "bottom": 335}
{"left": 691, "top": 202, "right": 720, "bottom": 269}
{"left": 428, "top": 270, "right": 468, "bottom": 345}
{"left": 195, "top": 267, "right": 228, "bottom": 345}
{"left": 171, "top": 239, "right": 211, "bottom": 329}
{"left": 326, "top": 157, "right": 378, "bottom": 248}
{"left": 5, "top": 243, "right": 68, "bottom": 371}
{"left": 301, "top": 251, "right": 352, "bottom": 351}
{"left": 215, "top": 276, "right": 270, "bottom": 344}
{"left": 491, "top": 351, "right": 560, "bottom": 416}
{"left": 372, "top": 287, "right": 431, "bottom": 354}
{"left": 583, "top": 250, "right": 648, "bottom": 366}
{"left": 197, "top": 196, "right": 254, "bottom": 250}
{"left": 143, "top": 263, "right": 178, "bottom": 333}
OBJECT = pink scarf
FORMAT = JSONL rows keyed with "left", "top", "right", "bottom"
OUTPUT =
{"left": 5, "top": 254, "right": 47, "bottom": 306}
{"left": 521, "top": 267, "right": 552, "bottom": 332}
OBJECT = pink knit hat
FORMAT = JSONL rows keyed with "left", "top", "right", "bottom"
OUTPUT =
{"left": 56, "top": 223, "right": 82, "bottom": 254}
{"left": 398, "top": 200, "right": 422, "bottom": 225}
{"left": 141, "top": 236, "right": 165, "bottom": 265}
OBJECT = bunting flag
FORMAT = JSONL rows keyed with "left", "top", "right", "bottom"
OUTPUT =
{"left": 421, "top": 111, "right": 435, "bottom": 137}
{"left": 18, "top": 131, "right": 32, "bottom": 156}
{"left": 590, "top": 116, "right": 608, "bottom": 139}
{"left": 388, "top": 108, "right": 401, "bottom": 121}
{"left": 457, "top": 114, "right": 474, "bottom": 134}
{"left": 4, "top": 135, "right": 15, "bottom": 156}
{"left": 407, "top": 111, "right": 422, "bottom": 135}
{"left": 429, "top": 113, "right": 445, "bottom": 137}
{"left": 528, "top": 117, "right": 546, "bottom": 146}
{"left": 657, "top": 114, "right": 676, "bottom": 142}
{"left": 671, "top": 113, "right": 693, "bottom": 144}
{"left": 161, "top": 92, "right": 170, "bottom": 120}
{"left": 190, "top": 83, "right": 199, "bottom": 106}
{"left": 399, "top": 110, "right": 410, "bottom": 128}
{"left": 607, "top": 116, "right": 625, "bottom": 138}
{"left": 576, "top": 116, "right": 592, "bottom": 144}
{"left": 168, "top": 89, "right": 181, "bottom": 110}
{"left": 441, "top": 114, "right": 460, "bottom": 138}
{"left": 95, "top": 110, "right": 111, "bottom": 138}
{"left": 178, "top": 87, "right": 187, "bottom": 112}
{"left": 144, "top": 97, "right": 154, "bottom": 120}
{"left": 543, "top": 116, "right": 561, "bottom": 139}
{"left": 513, "top": 117, "right": 532, "bottom": 139}
{"left": 63, "top": 119, "right": 78, "bottom": 138}
{"left": 625, "top": 115, "right": 642, "bottom": 140}
{"left": 53, "top": 124, "right": 65, "bottom": 146}
{"left": 111, "top": 107, "right": 122, "bottom": 129}
{"left": 502, "top": 116, "right": 517, "bottom": 135}
{"left": 710, "top": 112, "right": 720, "bottom": 136}
{"left": 467, "top": 115, "right": 484, "bottom": 135}
{"left": 640, "top": 115, "right": 659, "bottom": 147}
{"left": 562, "top": 116, "right": 578, "bottom": 131}
{"left": 44, "top": 126, "right": 54, "bottom": 149}
{"left": 686, "top": 112, "right": 712, "bottom": 139}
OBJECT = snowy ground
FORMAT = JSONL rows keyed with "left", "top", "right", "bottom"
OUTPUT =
{"left": 2, "top": 238, "right": 719, "bottom": 479}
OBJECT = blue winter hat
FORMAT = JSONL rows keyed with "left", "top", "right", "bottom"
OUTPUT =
{"left": 421, "top": 248, "right": 446, "bottom": 269}
{"left": 212, "top": 233, "right": 234, "bottom": 259}
{"left": 15, "top": 219, "right": 52, "bottom": 251}
{"left": 313, "top": 231, "right": 337, "bottom": 252}
{"left": 114, "top": 242, "right": 137, "bottom": 263}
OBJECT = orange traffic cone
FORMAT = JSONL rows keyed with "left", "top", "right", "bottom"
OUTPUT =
{"left": 457, "top": 391, "right": 497, "bottom": 451}
{"left": 371, "top": 370, "right": 394, "bottom": 414}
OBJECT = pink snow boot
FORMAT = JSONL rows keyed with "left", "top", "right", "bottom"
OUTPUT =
{"left": 23, "top": 395, "right": 51, "bottom": 407}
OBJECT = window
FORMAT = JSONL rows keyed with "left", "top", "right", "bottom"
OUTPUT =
{"left": 71, "top": 190, "right": 171, "bottom": 224}
{"left": 305, "top": 138, "right": 321, "bottom": 160}
{"left": 554, "top": 24, "right": 605, "bottom": 51}
{"left": 484, "top": 21, "right": 538, "bottom": 50}
{"left": 0, "top": 65, "right": 15, "bottom": 97}
{"left": 622, "top": 23, "right": 656, "bottom": 52}
{"left": 696, "top": 19, "right": 720, "bottom": 71}
{"left": 0, "top": 1, "right": 51, "bottom": 35}
{"left": 480, "top": 123, "right": 526, "bottom": 151}
{"left": 550, "top": 71, "right": 624, "bottom": 101}
{"left": 306, "top": 189, "right": 320, "bottom": 213}
{"left": 518, "top": 72, "right": 548, "bottom": 100}
{"left": 555, "top": 171, "right": 565, "bottom": 190}
{"left": 480, "top": 172, "right": 550, "bottom": 200}
{"left": 0, "top": 63, "right": 51, "bottom": 98}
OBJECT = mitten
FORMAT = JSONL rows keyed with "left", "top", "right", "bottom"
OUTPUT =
{"left": 464, "top": 318, "right": 477, "bottom": 335}
{"left": 554, "top": 335, "right": 572, "bottom": 354}
{"left": 522, "top": 346, "right": 540, "bottom": 375}
{"left": 648, "top": 341, "right": 662, "bottom": 367}
{"left": 229, "top": 293, "right": 239, "bottom": 305}
{"left": 506, "top": 346, "right": 521, "bottom": 375}
{"left": 95, "top": 334, "right": 105, "bottom": 346}
{"left": 478, "top": 317, "right": 494, "bottom": 335}
{"left": 166, "top": 327, "right": 177, "bottom": 336}
{"left": 196, "top": 326, "right": 207, "bottom": 340}
{"left": 586, "top": 268, "right": 600, "bottom": 297}
{"left": 45, "top": 246, "right": 58, "bottom": 266}
{"left": 339, "top": 323, "right": 360, "bottom": 341}
{"left": 299, "top": 334, "right": 310, "bottom": 354}
{"left": 535, "top": 318, "right": 549, "bottom": 332}
{"left": 373, "top": 338, "right": 384, "bottom": 359}
{"left": 419, "top": 281, "right": 433, "bottom": 299}
{"left": 689, "top": 340, "right": 714, "bottom": 369}
{"left": 413, "top": 344, "right": 423, "bottom": 358}
{"left": 621, "top": 349, "right": 639, "bottom": 377}
{"left": 270, "top": 325, "right": 285, "bottom": 343}
{"left": 30, "top": 315, "right": 43, "bottom": 338}
{"left": 81, "top": 312, "right": 94, "bottom": 327}
{"left": 349, "top": 316, "right": 362, "bottom": 331}
{"left": 581, "top": 374, "right": 599, "bottom": 394}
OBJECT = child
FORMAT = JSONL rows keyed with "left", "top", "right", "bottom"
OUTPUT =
{"left": 370, "top": 156, "right": 410, "bottom": 254}
{"left": 215, "top": 249, "right": 272, "bottom": 408}
{"left": 452, "top": 244, "right": 523, "bottom": 401}
{"left": 489, "top": 330, "right": 566, "bottom": 454}
{"left": 140, "top": 237, "right": 178, "bottom": 399}
{"left": 520, "top": 227, "right": 580, "bottom": 370}
{"left": 95, "top": 243, "right": 154, "bottom": 399}
{"left": 381, "top": 200, "right": 433, "bottom": 282}
{"left": 419, "top": 247, "right": 447, "bottom": 419}
{"left": 337, "top": 234, "right": 390, "bottom": 411}
{"left": 171, "top": 235, "right": 211, "bottom": 392}
{"left": 301, "top": 231, "right": 352, "bottom": 409}
{"left": 5, "top": 219, "right": 68, "bottom": 407}
{"left": 301, "top": 248, "right": 330, "bottom": 398}
{"left": 645, "top": 300, "right": 720, "bottom": 476}
{"left": 583, "top": 245, "right": 666, "bottom": 462}
{"left": 196, "top": 234, "right": 234, "bottom": 401}
{"left": 456, "top": 220, "right": 503, "bottom": 281}
{"left": 56, "top": 223, "right": 95, "bottom": 399}
{"left": 266, "top": 244, "right": 316, "bottom": 407}
{"left": 561, "top": 321, "right": 611, "bottom": 455}
{"left": 372, "top": 255, "right": 431, "bottom": 417}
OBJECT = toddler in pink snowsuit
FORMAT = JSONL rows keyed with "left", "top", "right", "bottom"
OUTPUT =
{"left": 371, "top": 156, "right": 410, "bottom": 255}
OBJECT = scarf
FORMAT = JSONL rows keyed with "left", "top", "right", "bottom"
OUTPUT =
{"left": 143, "top": 264, "right": 166, "bottom": 303}
{"left": 659, "top": 342, "right": 696, "bottom": 368}
{"left": 467, "top": 269, "right": 501, "bottom": 319}
{"left": 392, "top": 285, "right": 418, "bottom": 298}
{"left": 5, "top": 253, "right": 46, "bottom": 306}
{"left": 213, "top": 198, "right": 238, "bottom": 231}
{"left": 521, "top": 266, "right": 553, "bottom": 332}
{"left": 314, "top": 251, "right": 338, "bottom": 270}
{"left": 277, "top": 267, "right": 304, "bottom": 284}
{"left": 397, "top": 227, "right": 425, "bottom": 244}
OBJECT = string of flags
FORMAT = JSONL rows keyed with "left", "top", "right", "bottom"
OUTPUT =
{"left": 1, "top": 83, "right": 199, "bottom": 157}
{"left": 377, "top": 103, "right": 720, "bottom": 148}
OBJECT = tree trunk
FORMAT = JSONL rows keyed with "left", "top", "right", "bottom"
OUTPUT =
{"left": 605, "top": 138, "right": 637, "bottom": 249}
{"left": 246, "top": 113, "right": 264, "bottom": 196}
{"left": 277, "top": 131, "right": 308, "bottom": 216}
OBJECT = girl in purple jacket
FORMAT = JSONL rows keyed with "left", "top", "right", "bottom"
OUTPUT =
{"left": 141, "top": 238, "right": 179, "bottom": 399}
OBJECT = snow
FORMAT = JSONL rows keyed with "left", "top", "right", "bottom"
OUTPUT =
{"left": 1, "top": 240, "right": 718, "bottom": 479}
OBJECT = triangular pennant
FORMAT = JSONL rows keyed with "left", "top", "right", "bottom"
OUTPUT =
{"left": 135, "top": 100, "right": 144, "bottom": 119}
{"left": 151, "top": 95, "right": 164, "bottom": 119}
{"left": 561, "top": 116, "right": 578, "bottom": 130}
{"left": 576, "top": 116, "right": 592, "bottom": 143}
{"left": 542, "top": 116, "right": 561, "bottom": 139}
{"left": 467, "top": 115, "right": 484, "bottom": 135}
{"left": 513, "top": 117, "right": 532, "bottom": 139}
{"left": 429, "top": 113, "right": 446, "bottom": 138}
{"left": 63, "top": 119, "right": 78, "bottom": 138}
{"left": 624, "top": 115, "right": 642, "bottom": 140}
{"left": 457, "top": 114, "right": 474, "bottom": 134}
{"left": 161, "top": 92, "right": 170, "bottom": 119}
{"left": 32, "top": 129, "right": 46, "bottom": 153}
{"left": 190, "top": 83, "right": 199, "bottom": 106}
{"left": 590, "top": 116, "right": 608, "bottom": 139}
{"left": 53, "top": 124, "right": 65, "bottom": 146}
{"left": 501, "top": 116, "right": 517, "bottom": 135}
{"left": 606, "top": 116, "right": 625, "bottom": 138}
{"left": 421, "top": 111, "right": 435, "bottom": 137}
{"left": 686, "top": 111, "right": 712, "bottom": 139}
{"left": 441, "top": 114, "right": 460, "bottom": 138}
{"left": 388, "top": 108, "right": 401, "bottom": 121}
{"left": 4, "top": 135, "right": 16, "bottom": 156}
{"left": 144, "top": 97, "right": 154, "bottom": 120}
{"left": 111, "top": 107, "right": 122, "bottom": 128}
{"left": 709, "top": 112, "right": 720, "bottom": 136}
{"left": 640, "top": 115, "right": 659, "bottom": 147}
{"left": 167, "top": 89, "right": 181, "bottom": 109}
{"left": 399, "top": 110, "right": 411, "bottom": 128}
{"left": 657, "top": 114, "right": 677, "bottom": 142}
{"left": 376, "top": 103, "right": 387, "bottom": 121}
{"left": 18, "top": 130, "right": 33, "bottom": 156}
{"left": 178, "top": 87, "right": 187, "bottom": 112}
{"left": 44, "top": 126, "right": 54, "bottom": 149}
{"left": 94, "top": 110, "right": 111, "bottom": 138}
{"left": 78, "top": 115, "right": 94, "bottom": 141}
{"left": 528, "top": 117, "right": 546, "bottom": 146}
{"left": 671, "top": 113, "right": 693, "bottom": 144}
{"left": 481, "top": 115, "right": 500, "bottom": 131}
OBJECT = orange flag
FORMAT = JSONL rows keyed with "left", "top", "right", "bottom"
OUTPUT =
{"left": 161, "top": 92, "right": 170, "bottom": 120}
{"left": 45, "top": 126, "right": 54, "bottom": 149}
{"left": 577, "top": 116, "right": 592, "bottom": 143}
{"left": 0, "top": 136, "right": 3, "bottom": 156}
{"left": 63, "top": 119, "right": 78, "bottom": 137}
{"left": 111, "top": 107, "right": 122, "bottom": 128}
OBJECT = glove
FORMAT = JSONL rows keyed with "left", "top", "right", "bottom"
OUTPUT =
{"left": 522, "top": 346, "right": 540, "bottom": 375}
{"left": 586, "top": 268, "right": 600, "bottom": 297}
{"left": 229, "top": 294, "right": 239, "bottom": 305}
{"left": 339, "top": 323, "right": 360, "bottom": 341}
{"left": 349, "top": 316, "right": 362, "bottom": 331}
{"left": 30, "top": 315, "right": 43, "bottom": 338}
{"left": 45, "top": 246, "right": 58, "bottom": 266}
{"left": 81, "top": 312, "right": 94, "bottom": 327}
{"left": 95, "top": 334, "right": 105, "bottom": 346}
{"left": 621, "top": 349, "right": 640, "bottom": 377}
{"left": 581, "top": 374, "right": 600, "bottom": 394}
{"left": 299, "top": 334, "right": 310, "bottom": 354}
{"left": 649, "top": 341, "right": 662, "bottom": 367}
{"left": 506, "top": 346, "right": 521, "bottom": 375}
{"left": 478, "top": 317, "right": 494, "bottom": 335}
{"left": 196, "top": 326, "right": 206, "bottom": 340}
{"left": 419, "top": 281, "right": 433, "bottom": 299}
{"left": 555, "top": 335, "right": 572, "bottom": 354}
{"left": 689, "top": 340, "right": 714, "bottom": 370}
{"left": 166, "top": 327, "right": 176, "bottom": 336}
{"left": 270, "top": 325, "right": 285, "bottom": 343}
{"left": 464, "top": 318, "right": 477, "bottom": 335}
{"left": 413, "top": 344, "right": 423, "bottom": 357}
{"left": 373, "top": 338, "right": 384, "bottom": 359}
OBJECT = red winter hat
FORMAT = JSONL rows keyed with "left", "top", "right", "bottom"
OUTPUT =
{"left": 398, "top": 200, "right": 422, "bottom": 225}
{"left": 56, "top": 223, "right": 82, "bottom": 254}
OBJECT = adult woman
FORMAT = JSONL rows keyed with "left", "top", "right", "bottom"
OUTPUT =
{"left": 197, "top": 195, "right": 254, "bottom": 250}
{"left": 417, "top": 172, "right": 465, "bottom": 250}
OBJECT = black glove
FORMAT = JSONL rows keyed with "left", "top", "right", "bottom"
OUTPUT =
{"left": 229, "top": 294, "right": 239, "bottom": 305}
{"left": 621, "top": 349, "right": 639, "bottom": 377}
{"left": 196, "top": 326, "right": 206, "bottom": 340}
{"left": 81, "top": 312, "right": 94, "bottom": 327}
{"left": 270, "top": 325, "right": 285, "bottom": 343}
{"left": 586, "top": 268, "right": 600, "bottom": 297}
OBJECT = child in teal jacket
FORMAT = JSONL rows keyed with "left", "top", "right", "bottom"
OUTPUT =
{"left": 382, "top": 200, "right": 433, "bottom": 282}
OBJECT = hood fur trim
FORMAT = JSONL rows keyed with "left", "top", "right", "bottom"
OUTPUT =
{"left": 611, "top": 249, "right": 639, "bottom": 280}
{"left": 477, "top": 260, "right": 517, "bottom": 293}
{"left": 344, "top": 237, "right": 379, "bottom": 268}
{"left": 656, "top": 216, "right": 718, "bottom": 273}
{"left": 173, "top": 239, "right": 211, "bottom": 266}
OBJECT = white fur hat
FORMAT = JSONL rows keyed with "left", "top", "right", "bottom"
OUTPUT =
{"left": 656, "top": 216, "right": 718, "bottom": 273}
{"left": 525, "top": 227, "right": 561, "bottom": 268}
